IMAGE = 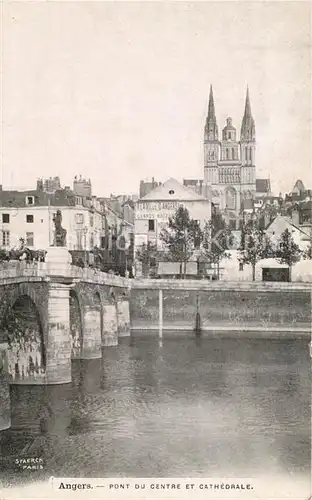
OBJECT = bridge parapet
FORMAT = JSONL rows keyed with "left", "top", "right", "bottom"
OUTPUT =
{"left": 0, "top": 261, "right": 131, "bottom": 288}
{"left": 132, "top": 278, "right": 311, "bottom": 292}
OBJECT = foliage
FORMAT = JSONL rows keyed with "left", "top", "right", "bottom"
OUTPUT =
{"left": 159, "top": 206, "right": 202, "bottom": 277}
{"left": 202, "top": 211, "right": 233, "bottom": 264}
{"left": 135, "top": 242, "right": 160, "bottom": 277}
{"left": 275, "top": 228, "right": 303, "bottom": 268}
{"left": 0, "top": 248, "right": 9, "bottom": 261}
{"left": 303, "top": 243, "right": 312, "bottom": 260}
{"left": 136, "top": 242, "right": 158, "bottom": 265}
{"left": 239, "top": 219, "right": 274, "bottom": 281}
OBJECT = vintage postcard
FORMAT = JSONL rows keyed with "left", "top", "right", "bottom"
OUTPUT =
{"left": 0, "top": 1, "right": 311, "bottom": 499}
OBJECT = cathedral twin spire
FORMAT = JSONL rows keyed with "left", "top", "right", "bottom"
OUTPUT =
{"left": 240, "top": 86, "right": 256, "bottom": 142}
{"left": 205, "top": 85, "right": 255, "bottom": 142}
{"left": 204, "top": 85, "right": 219, "bottom": 142}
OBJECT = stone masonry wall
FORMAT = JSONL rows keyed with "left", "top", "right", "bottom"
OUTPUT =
{"left": 130, "top": 282, "right": 311, "bottom": 332}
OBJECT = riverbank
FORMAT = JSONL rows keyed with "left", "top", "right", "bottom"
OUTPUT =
{"left": 130, "top": 280, "right": 311, "bottom": 335}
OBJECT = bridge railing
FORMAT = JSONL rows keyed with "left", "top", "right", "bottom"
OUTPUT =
{"left": 0, "top": 260, "right": 131, "bottom": 288}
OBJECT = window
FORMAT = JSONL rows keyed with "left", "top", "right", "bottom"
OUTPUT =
{"left": 2, "top": 230, "right": 10, "bottom": 247}
{"left": 75, "top": 196, "right": 82, "bottom": 206}
{"left": 75, "top": 213, "right": 84, "bottom": 224}
{"left": 76, "top": 230, "right": 83, "bottom": 250}
{"left": 26, "top": 196, "right": 34, "bottom": 205}
{"left": 249, "top": 148, "right": 252, "bottom": 161}
{"left": 169, "top": 190, "right": 175, "bottom": 195}
{"left": 228, "top": 132, "right": 231, "bottom": 140}
{"left": 26, "top": 214, "right": 34, "bottom": 223}
{"left": 148, "top": 219, "right": 155, "bottom": 231}
{"left": 239, "top": 262, "right": 244, "bottom": 271}
{"left": 26, "top": 232, "right": 34, "bottom": 246}
{"left": 226, "top": 148, "right": 229, "bottom": 160}
{"left": 2, "top": 214, "right": 10, "bottom": 223}
{"left": 90, "top": 215, "right": 94, "bottom": 227}
{"left": 232, "top": 148, "right": 235, "bottom": 160}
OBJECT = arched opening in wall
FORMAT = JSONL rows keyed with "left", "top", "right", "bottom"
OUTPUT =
{"left": 70, "top": 290, "right": 83, "bottom": 359}
{"left": 225, "top": 187, "right": 237, "bottom": 211}
{"left": 3, "top": 295, "right": 45, "bottom": 383}
{"left": 109, "top": 288, "right": 117, "bottom": 304}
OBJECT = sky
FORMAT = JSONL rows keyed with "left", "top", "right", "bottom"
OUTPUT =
{"left": 1, "top": 1, "right": 311, "bottom": 197}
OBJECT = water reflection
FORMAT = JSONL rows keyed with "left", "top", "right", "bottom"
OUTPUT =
{"left": 0, "top": 335, "right": 310, "bottom": 484}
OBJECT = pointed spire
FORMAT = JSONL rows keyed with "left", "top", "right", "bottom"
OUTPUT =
{"left": 208, "top": 85, "right": 216, "bottom": 120}
{"left": 205, "top": 85, "right": 218, "bottom": 142}
{"left": 243, "top": 85, "right": 252, "bottom": 119}
{"left": 241, "top": 86, "right": 255, "bottom": 141}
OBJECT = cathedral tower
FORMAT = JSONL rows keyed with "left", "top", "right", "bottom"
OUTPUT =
{"left": 204, "top": 86, "right": 219, "bottom": 185}
{"left": 202, "top": 86, "right": 257, "bottom": 228}
{"left": 220, "top": 117, "right": 240, "bottom": 163}
{"left": 240, "top": 87, "right": 256, "bottom": 165}
{"left": 240, "top": 87, "right": 256, "bottom": 187}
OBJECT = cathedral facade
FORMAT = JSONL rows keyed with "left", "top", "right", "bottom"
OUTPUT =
{"left": 203, "top": 86, "right": 256, "bottom": 228}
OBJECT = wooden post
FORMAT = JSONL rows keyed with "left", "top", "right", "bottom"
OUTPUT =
{"left": 194, "top": 293, "right": 201, "bottom": 335}
{"left": 159, "top": 289, "right": 163, "bottom": 339}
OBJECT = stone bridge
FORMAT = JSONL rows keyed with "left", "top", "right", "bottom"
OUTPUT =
{"left": 0, "top": 253, "right": 131, "bottom": 396}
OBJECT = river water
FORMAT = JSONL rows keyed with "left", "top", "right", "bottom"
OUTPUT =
{"left": 0, "top": 335, "right": 310, "bottom": 487}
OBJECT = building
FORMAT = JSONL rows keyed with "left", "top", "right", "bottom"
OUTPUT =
{"left": 139, "top": 178, "right": 162, "bottom": 199}
{"left": 265, "top": 214, "right": 310, "bottom": 252}
{"left": 184, "top": 87, "right": 271, "bottom": 230}
{"left": 283, "top": 179, "right": 312, "bottom": 226}
{"left": 255, "top": 179, "right": 272, "bottom": 199}
{"left": 73, "top": 175, "right": 92, "bottom": 198}
{"left": 0, "top": 182, "right": 106, "bottom": 252}
{"left": 134, "top": 177, "right": 211, "bottom": 252}
{"left": 286, "top": 179, "right": 312, "bottom": 201}
{"left": 37, "top": 176, "right": 61, "bottom": 194}
{"left": 202, "top": 85, "right": 259, "bottom": 230}
{"left": 183, "top": 179, "right": 206, "bottom": 196}
{"left": 0, "top": 177, "right": 135, "bottom": 256}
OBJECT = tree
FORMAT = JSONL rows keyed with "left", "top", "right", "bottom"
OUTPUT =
{"left": 275, "top": 228, "right": 303, "bottom": 281}
{"left": 201, "top": 211, "right": 233, "bottom": 279}
{"left": 239, "top": 219, "right": 274, "bottom": 281}
{"left": 135, "top": 241, "right": 159, "bottom": 278}
{"left": 303, "top": 243, "right": 312, "bottom": 260}
{"left": 159, "top": 206, "right": 202, "bottom": 278}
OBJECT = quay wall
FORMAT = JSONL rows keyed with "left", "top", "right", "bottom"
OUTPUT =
{"left": 130, "top": 280, "right": 311, "bottom": 335}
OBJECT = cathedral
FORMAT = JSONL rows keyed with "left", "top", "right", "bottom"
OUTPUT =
{"left": 184, "top": 86, "right": 270, "bottom": 229}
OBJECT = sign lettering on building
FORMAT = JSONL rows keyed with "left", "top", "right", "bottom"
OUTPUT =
{"left": 136, "top": 201, "right": 179, "bottom": 211}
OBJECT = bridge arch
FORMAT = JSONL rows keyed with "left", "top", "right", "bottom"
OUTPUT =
{"left": 69, "top": 289, "right": 83, "bottom": 359}
{"left": 3, "top": 294, "right": 45, "bottom": 383}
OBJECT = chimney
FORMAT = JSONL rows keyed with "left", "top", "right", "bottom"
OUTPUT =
{"left": 37, "top": 179, "right": 43, "bottom": 191}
